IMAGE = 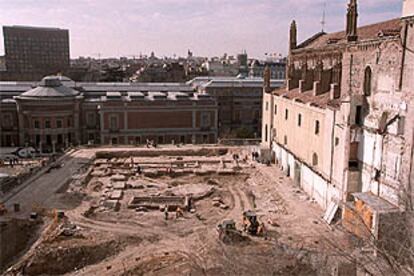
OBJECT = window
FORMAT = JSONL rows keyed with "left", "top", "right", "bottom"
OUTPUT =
{"left": 45, "top": 120, "right": 51, "bottom": 129}
{"left": 265, "top": 124, "right": 268, "bottom": 142}
{"left": 298, "top": 114, "right": 302, "bottom": 127}
{"left": 135, "top": 136, "right": 141, "bottom": 144}
{"left": 5, "top": 135, "right": 11, "bottom": 146}
{"left": 363, "top": 67, "right": 372, "bottom": 97}
{"left": 274, "top": 105, "right": 278, "bottom": 115}
{"left": 355, "top": 105, "right": 363, "bottom": 126}
{"left": 201, "top": 113, "right": 211, "bottom": 128}
{"left": 56, "top": 119, "right": 62, "bottom": 128}
{"left": 265, "top": 102, "right": 269, "bottom": 111}
{"left": 46, "top": 135, "right": 52, "bottom": 145}
{"left": 315, "top": 120, "right": 320, "bottom": 135}
{"left": 110, "top": 116, "right": 118, "bottom": 130}
{"left": 284, "top": 135, "right": 288, "bottom": 145}
{"left": 335, "top": 137, "right": 340, "bottom": 146}
{"left": 35, "top": 135, "right": 41, "bottom": 145}
{"left": 57, "top": 134, "right": 63, "bottom": 144}
{"left": 180, "top": 135, "right": 186, "bottom": 144}
{"left": 2, "top": 114, "right": 12, "bottom": 128}
{"left": 67, "top": 118, "right": 72, "bottom": 127}
{"left": 312, "top": 153, "right": 318, "bottom": 166}
{"left": 285, "top": 109, "right": 289, "bottom": 120}
{"left": 88, "top": 134, "right": 95, "bottom": 141}
{"left": 158, "top": 136, "right": 164, "bottom": 144}
{"left": 87, "top": 113, "right": 96, "bottom": 127}
{"left": 234, "top": 110, "right": 241, "bottom": 122}
{"left": 34, "top": 120, "right": 40, "bottom": 129}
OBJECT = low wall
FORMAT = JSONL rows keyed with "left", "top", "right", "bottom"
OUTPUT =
{"left": 0, "top": 166, "right": 42, "bottom": 195}
{"left": 218, "top": 139, "right": 261, "bottom": 146}
{"left": 128, "top": 196, "right": 190, "bottom": 211}
{"left": 96, "top": 147, "right": 228, "bottom": 158}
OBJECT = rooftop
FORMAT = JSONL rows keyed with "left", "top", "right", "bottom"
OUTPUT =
{"left": 201, "top": 79, "right": 284, "bottom": 89}
{"left": 0, "top": 77, "right": 195, "bottom": 99}
{"left": 352, "top": 192, "right": 399, "bottom": 212}
{"left": 272, "top": 87, "right": 341, "bottom": 109}
{"left": 3, "top": 25, "right": 68, "bottom": 32}
{"left": 98, "top": 91, "right": 213, "bottom": 103}
{"left": 187, "top": 76, "right": 284, "bottom": 89}
{"left": 297, "top": 18, "right": 401, "bottom": 50}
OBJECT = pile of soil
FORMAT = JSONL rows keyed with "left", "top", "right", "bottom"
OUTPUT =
{"left": 22, "top": 239, "right": 121, "bottom": 275}
{"left": 121, "top": 252, "right": 205, "bottom": 276}
{"left": 219, "top": 230, "right": 250, "bottom": 245}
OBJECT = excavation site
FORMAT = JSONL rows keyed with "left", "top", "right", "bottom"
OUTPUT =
{"left": 1, "top": 146, "right": 357, "bottom": 275}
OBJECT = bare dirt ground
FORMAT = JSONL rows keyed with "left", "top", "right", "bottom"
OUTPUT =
{"left": 2, "top": 146, "right": 356, "bottom": 275}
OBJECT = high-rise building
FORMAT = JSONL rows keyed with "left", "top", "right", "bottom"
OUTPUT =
{"left": 2, "top": 25, "right": 70, "bottom": 81}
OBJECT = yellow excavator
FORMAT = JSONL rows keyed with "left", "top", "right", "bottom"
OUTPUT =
{"left": 217, "top": 219, "right": 245, "bottom": 243}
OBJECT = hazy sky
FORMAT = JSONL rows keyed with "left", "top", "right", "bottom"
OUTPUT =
{"left": 0, "top": 0, "right": 401, "bottom": 59}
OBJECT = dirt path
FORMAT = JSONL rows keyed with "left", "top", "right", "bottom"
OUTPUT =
{"left": 3, "top": 149, "right": 93, "bottom": 216}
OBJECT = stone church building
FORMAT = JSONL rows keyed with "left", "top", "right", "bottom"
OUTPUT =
{"left": 262, "top": 0, "right": 414, "bottom": 241}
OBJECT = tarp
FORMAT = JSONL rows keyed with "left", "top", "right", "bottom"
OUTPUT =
{"left": 323, "top": 200, "right": 339, "bottom": 224}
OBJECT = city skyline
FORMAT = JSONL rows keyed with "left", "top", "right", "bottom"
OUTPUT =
{"left": 0, "top": 0, "right": 402, "bottom": 59}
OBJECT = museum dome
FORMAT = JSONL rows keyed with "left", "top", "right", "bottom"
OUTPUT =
{"left": 18, "top": 76, "right": 79, "bottom": 99}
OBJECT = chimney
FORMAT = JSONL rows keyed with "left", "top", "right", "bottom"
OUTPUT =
{"left": 403, "top": 0, "right": 414, "bottom": 18}
{"left": 289, "top": 20, "right": 297, "bottom": 51}
{"left": 346, "top": 0, "right": 358, "bottom": 42}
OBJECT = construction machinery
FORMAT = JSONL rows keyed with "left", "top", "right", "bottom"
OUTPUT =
{"left": 217, "top": 219, "right": 249, "bottom": 244}
{"left": 242, "top": 210, "right": 260, "bottom": 235}
{"left": 217, "top": 220, "right": 237, "bottom": 233}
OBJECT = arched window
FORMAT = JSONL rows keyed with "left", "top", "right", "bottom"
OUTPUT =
{"left": 363, "top": 67, "right": 372, "bottom": 97}
{"left": 312, "top": 153, "right": 318, "bottom": 166}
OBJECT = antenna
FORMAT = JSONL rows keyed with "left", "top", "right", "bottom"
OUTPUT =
{"left": 321, "top": 1, "right": 327, "bottom": 32}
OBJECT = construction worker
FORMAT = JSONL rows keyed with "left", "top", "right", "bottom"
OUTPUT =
{"left": 164, "top": 206, "right": 169, "bottom": 220}
{"left": 167, "top": 164, "right": 173, "bottom": 174}
{"left": 176, "top": 207, "right": 183, "bottom": 219}
{"left": 258, "top": 222, "right": 268, "bottom": 240}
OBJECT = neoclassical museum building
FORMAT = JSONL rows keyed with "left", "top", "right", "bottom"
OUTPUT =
{"left": 0, "top": 76, "right": 218, "bottom": 152}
